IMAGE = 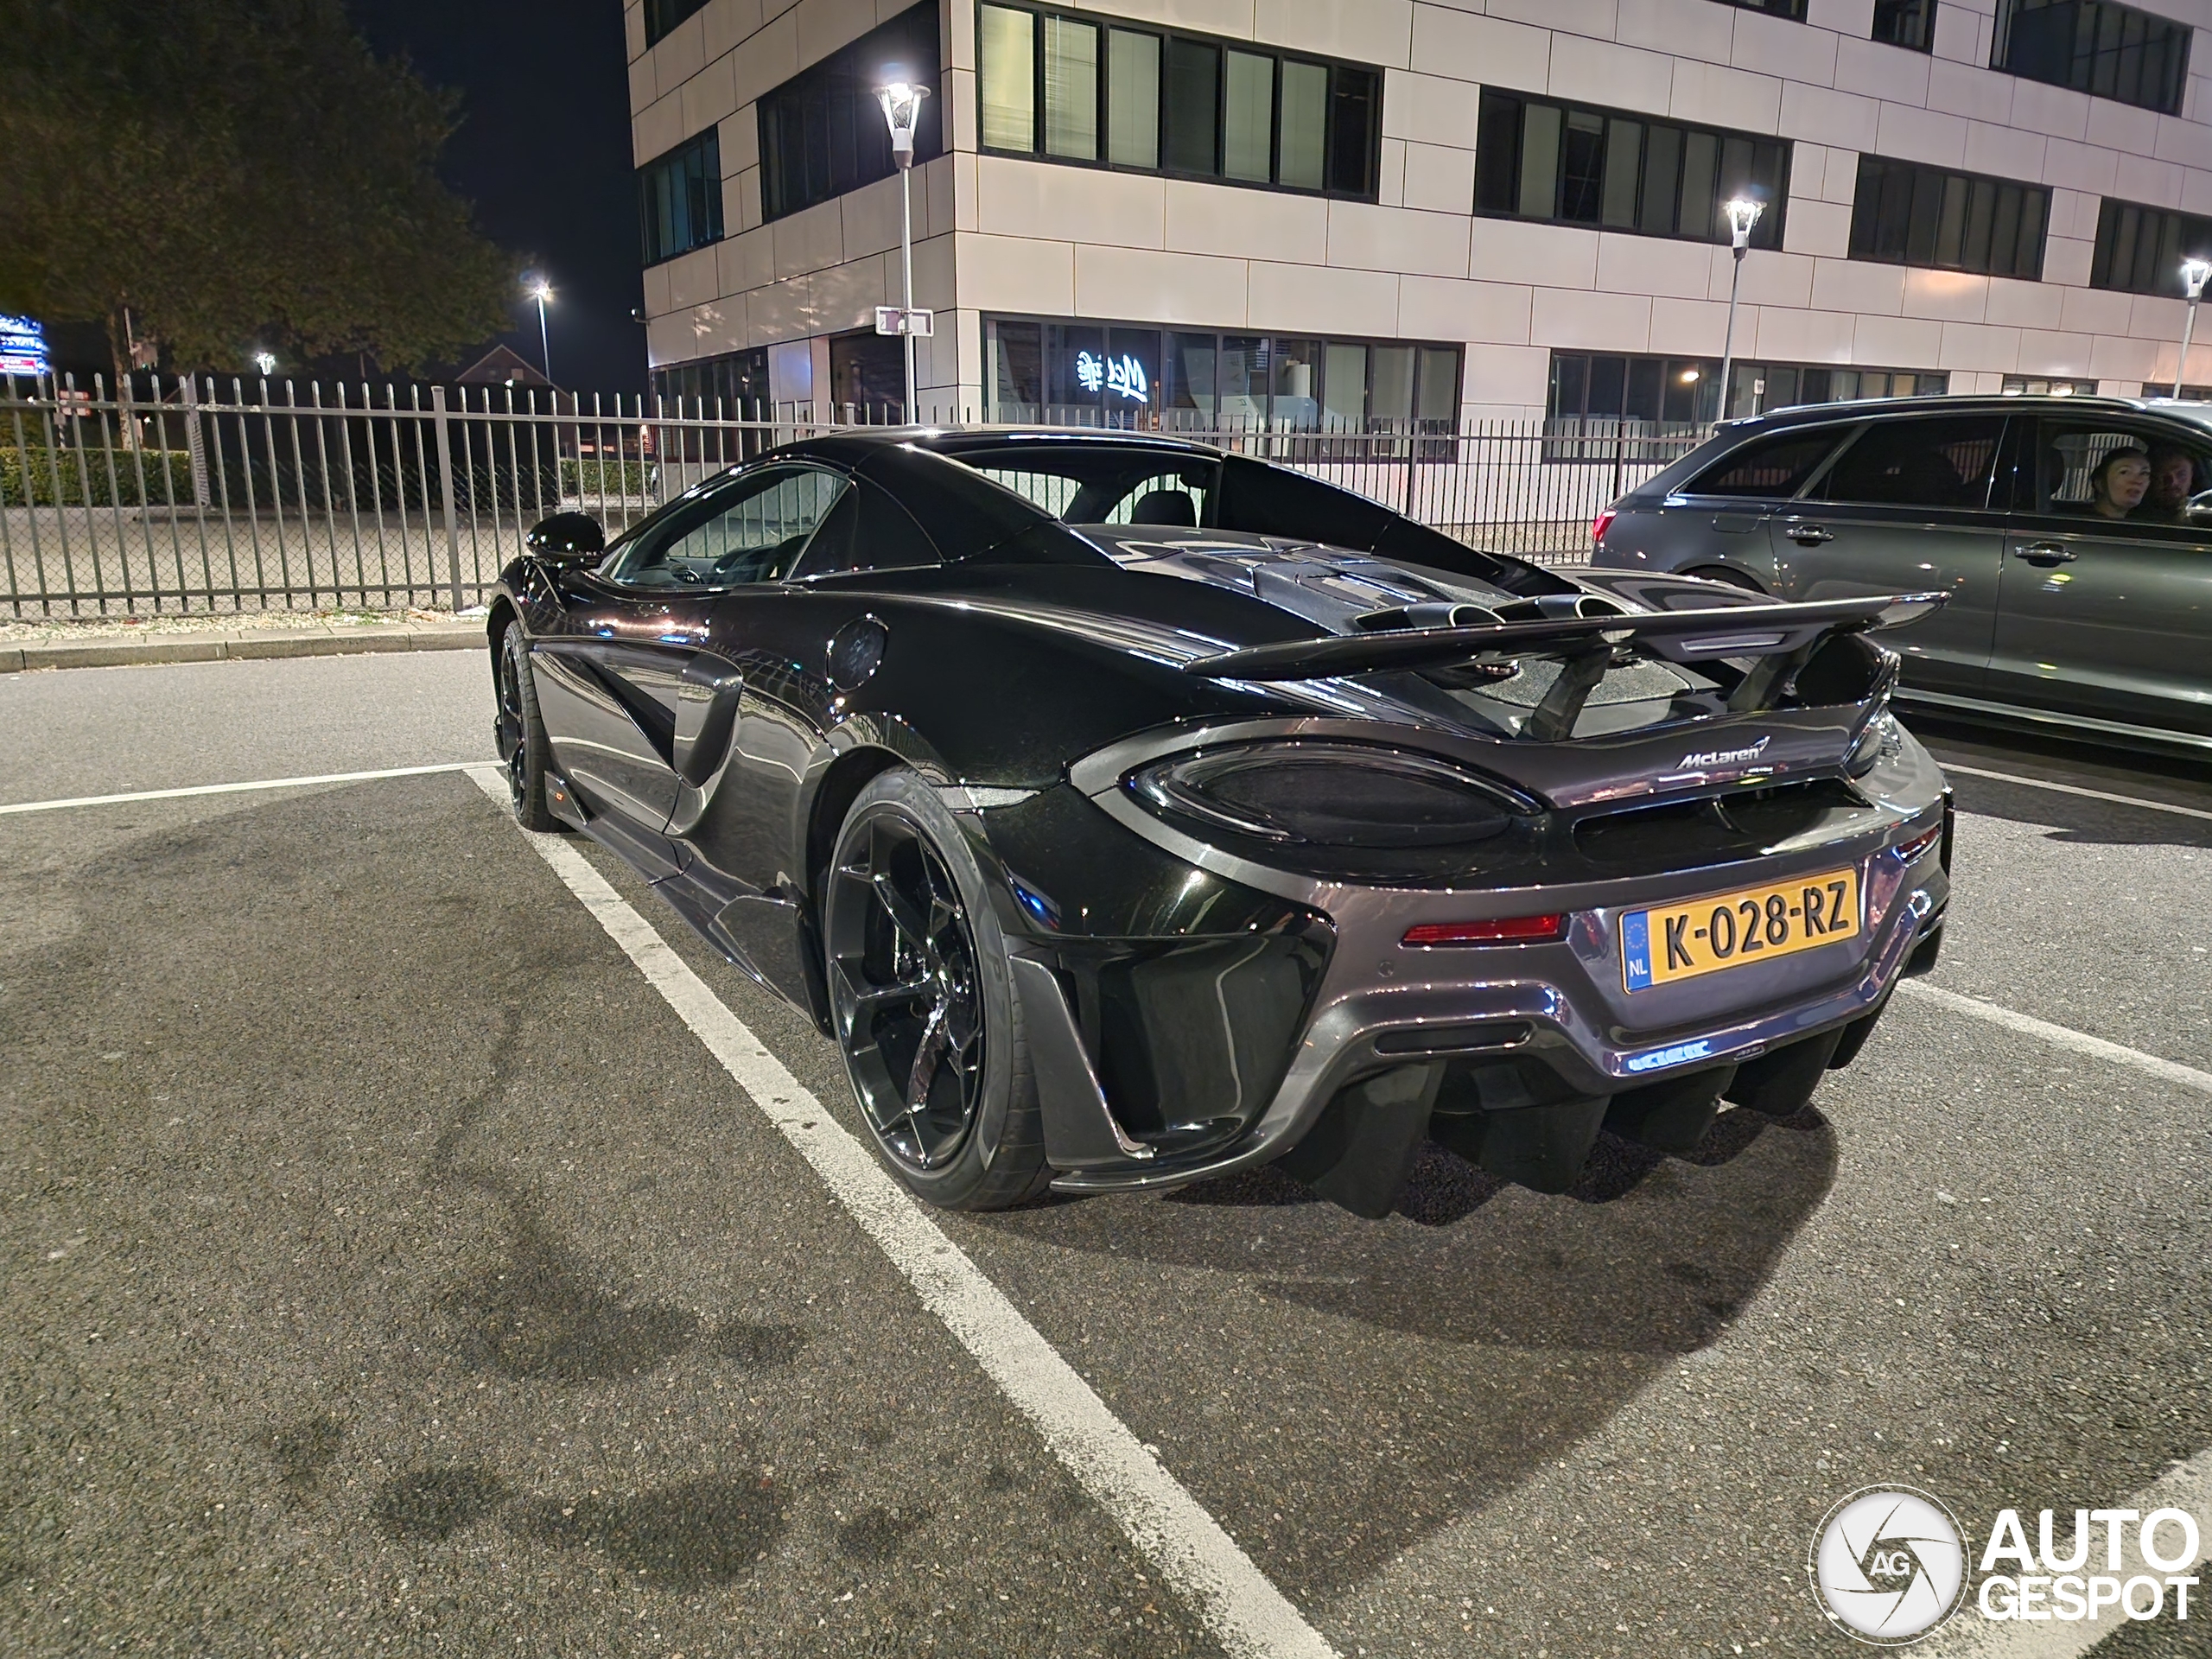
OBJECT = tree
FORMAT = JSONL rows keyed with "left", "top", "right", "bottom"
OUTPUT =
{"left": 0, "top": 0, "right": 517, "bottom": 382}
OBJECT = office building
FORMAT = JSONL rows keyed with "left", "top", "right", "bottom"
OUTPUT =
{"left": 628, "top": 0, "right": 2212, "bottom": 429}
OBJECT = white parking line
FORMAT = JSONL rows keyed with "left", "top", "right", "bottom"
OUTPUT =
{"left": 1917, "top": 1446, "right": 2212, "bottom": 1658}
{"left": 1942, "top": 763, "right": 2212, "bottom": 825}
{"left": 0, "top": 761, "right": 490, "bottom": 817}
{"left": 1897, "top": 981, "right": 2212, "bottom": 1097}
{"left": 463, "top": 766, "right": 1337, "bottom": 1659}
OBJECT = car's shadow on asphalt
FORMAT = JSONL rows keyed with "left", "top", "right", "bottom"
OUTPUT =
{"left": 960, "top": 1096, "right": 1839, "bottom": 1604}
{"left": 976, "top": 1104, "right": 1838, "bottom": 1357}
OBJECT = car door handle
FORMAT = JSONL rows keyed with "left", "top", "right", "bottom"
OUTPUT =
{"left": 2013, "top": 542, "right": 2077, "bottom": 566}
{"left": 1785, "top": 524, "right": 1834, "bottom": 545}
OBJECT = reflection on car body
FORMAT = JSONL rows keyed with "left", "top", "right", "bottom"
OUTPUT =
{"left": 487, "top": 428, "right": 1953, "bottom": 1220}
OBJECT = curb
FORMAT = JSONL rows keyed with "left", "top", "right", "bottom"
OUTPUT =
{"left": 0, "top": 624, "right": 485, "bottom": 674}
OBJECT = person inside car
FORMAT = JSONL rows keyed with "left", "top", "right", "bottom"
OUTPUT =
{"left": 2082, "top": 444, "right": 2152, "bottom": 519}
{"left": 2142, "top": 445, "right": 2199, "bottom": 519}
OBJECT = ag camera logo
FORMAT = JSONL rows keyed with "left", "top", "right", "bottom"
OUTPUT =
{"left": 1810, "top": 1487, "right": 1968, "bottom": 1645}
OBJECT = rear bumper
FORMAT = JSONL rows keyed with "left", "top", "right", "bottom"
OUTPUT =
{"left": 1047, "top": 843, "right": 1943, "bottom": 1193}
{"left": 1041, "top": 731, "right": 1950, "bottom": 1196}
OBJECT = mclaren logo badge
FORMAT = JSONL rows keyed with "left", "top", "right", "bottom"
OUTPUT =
{"left": 1675, "top": 735, "right": 1772, "bottom": 771}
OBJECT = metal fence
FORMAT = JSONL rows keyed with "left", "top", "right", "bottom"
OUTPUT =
{"left": 0, "top": 374, "right": 1709, "bottom": 617}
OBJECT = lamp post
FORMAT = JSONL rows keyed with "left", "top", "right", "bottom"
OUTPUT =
{"left": 1718, "top": 197, "right": 1764, "bottom": 424}
{"left": 252, "top": 351, "right": 276, "bottom": 378}
{"left": 527, "top": 277, "right": 555, "bottom": 385}
{"left": 874, "top": 80, "right": 930, "bottom": 421}
{"left": 2174, "top": 257, "right": 2211, "bottom": 398}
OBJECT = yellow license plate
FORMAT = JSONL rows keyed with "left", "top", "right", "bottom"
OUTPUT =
{"left": 1621, "top": 867, "right": 1860, "bottom": 991}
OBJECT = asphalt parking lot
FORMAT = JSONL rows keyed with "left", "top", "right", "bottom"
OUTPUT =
{"left": 3, "top": 651, "right": 2210, "bottom": 1658}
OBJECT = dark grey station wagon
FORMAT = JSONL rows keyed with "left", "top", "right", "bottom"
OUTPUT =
{"left": 1592, "top": 394, "right": 2212, "bottom": 753}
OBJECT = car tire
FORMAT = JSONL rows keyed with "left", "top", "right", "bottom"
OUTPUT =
{"left": 823, "top": 768, "right": 1050, "bottom": 1211}
{"left": 495, "top": 624, "right": 561, "bottom": 833}
{"left": 1682, "top": 564, "right": 1766, "bottom": 594}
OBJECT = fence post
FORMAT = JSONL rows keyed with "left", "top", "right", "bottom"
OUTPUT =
{"left": 431, "top": 384, "right": 464, "bottom": 611}
{"left": 1609, "top": 423, "right": 1626, "bottom": 505}
{"left": 181, "top": 376, "right": 211, "bottom": 507}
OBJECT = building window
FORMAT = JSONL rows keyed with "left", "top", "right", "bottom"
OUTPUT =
{"left": 829, "top": 331, "right": 909, "bottom": 419}
{"left": 1707, "top": 0, "right": 1808, "bottom": 18}
{"left": 1758, "top": 365, "right": 1948, "bottom": 409}
{"left": 643, "top": 0, "right": 709, "bottom": 49}
{"left": 759, "top": 2, "right": 943, "bottom": 222}
{"left": 977, "top": 4, "right": 1382, "bottom": 200}
{"left": 2090, "top": 199, "right": 2212, "bottom": 298}
{"left": 1993, "top": 0, "right": 2189, "bottom": 115}
{"left": 1474, "top": 92, "right": 1788, "bottom": 249}
{"left": 1546, "top": 350, "right": 1948, "bottom": 430}
{"left": 2003, "top": 375, "right": 2099, "bottom": 394}
{"left": 2145, "top": 382, "right": 2212, "bottom": 398}
{"left": 984, "top": 316, "right": 1459, "bottom": 433}
{"left": 1848, "top": 156, "right": 2047, "bottom": 279}
{"left": 638, "top": 129, "right": 723, "bottom": 266}
{"left": 1872, "top": 0, "right": 1937, "bottom": 51}
{"left": 650, "top": 347, "right": 773, "bottom": 465}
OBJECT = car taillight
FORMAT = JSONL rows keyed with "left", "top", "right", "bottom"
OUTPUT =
{"left": 1892, "top": 823, "right": 1943, "bottom": 865}
{"left": 1402, "top": 914, "right": 1567, "bottom": 946}
{"left": 1591, "top": 508, "right": 1616, "bottom": 544}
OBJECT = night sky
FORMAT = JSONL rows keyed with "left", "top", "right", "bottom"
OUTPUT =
{"left": 348, "top": 0, "right": 646, "bottom": 394}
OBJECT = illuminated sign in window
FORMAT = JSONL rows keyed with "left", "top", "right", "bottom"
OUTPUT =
{"left": 1076, "top": 349, "right": 1150, "bottom": 402}
{"left": 0, "top": 315, "right": 48, "bottom": 379}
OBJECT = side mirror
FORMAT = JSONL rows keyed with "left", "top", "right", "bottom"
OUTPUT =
{"left": 2185, "top": 490, "right": 2212, "bottom": 526}
{"left": 525, "top": 511, "right": 605, "bottom": 562}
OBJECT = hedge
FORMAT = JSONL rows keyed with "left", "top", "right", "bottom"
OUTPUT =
{"left": 2, "top": 447, "right": 198, "bottom": 507}
{"left": 561, "top": 458, "right": 657, "bottom": 498}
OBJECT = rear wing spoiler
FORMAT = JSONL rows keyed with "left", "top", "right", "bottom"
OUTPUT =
{"left": 1181, "top": 593, "right": 1947, "bottom": 683}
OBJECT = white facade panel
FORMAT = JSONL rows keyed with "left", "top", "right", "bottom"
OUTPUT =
{"left": 628, "top": 0, "right": 2212, "bottom": 419}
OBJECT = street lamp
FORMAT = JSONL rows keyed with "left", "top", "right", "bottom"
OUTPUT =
{"left": 526, "top": 276, "right": 555, "bottom": 385}
{"left": 874, "top": 79, "right": 930, "bottom": 421}
{"left": 1718, "top": 197, "right": 1764, "bottom": 423}
{"left": 252, "top": 351, "right": 276, "bottom": 378}
{"left": 2173, "top": 257, "right": 2211, "bottom": 398}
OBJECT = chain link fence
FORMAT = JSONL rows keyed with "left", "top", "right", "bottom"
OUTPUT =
{"left": 1, "top": 374, "right": 1708, "bottom": 617}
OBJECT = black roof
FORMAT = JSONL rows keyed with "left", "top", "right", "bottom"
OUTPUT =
{"left": 772, "top": 426, "right": 1228, "bottom": 466}
{"left": 1726, "top": 391, "right": 2212, "bottom": 433}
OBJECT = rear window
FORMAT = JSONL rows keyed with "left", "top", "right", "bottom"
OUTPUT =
{"left": 1686, "top": 431, "right": 1840, "bottom": 499}
{"left": 969, "top": 464, "right": 1210, "bottom": 526}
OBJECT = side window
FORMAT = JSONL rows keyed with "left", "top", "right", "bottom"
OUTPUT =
{"left": 1685, "top": 430, "right": 1844, "bottom": 499}
{"left": 601, "top": 467, "right": 848, "bottom": 588}
{"left": 1810, "top": 416, "right": 2005, "bottom": 510}
{"left": 792, "top": 479, "right": 943, "bottom": 577}
{"left": 2035, "top": 421, "right": 2212, "bottom": 527}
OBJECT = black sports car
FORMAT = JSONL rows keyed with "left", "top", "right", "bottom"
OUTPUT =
{"left": 487, "top": 429, "right": 1952, "bottom": 1217}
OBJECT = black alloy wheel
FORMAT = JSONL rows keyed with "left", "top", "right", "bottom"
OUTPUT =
{"left": 830, "top": 810, "right": 986, "bottom": 1169}
{"left": 823, "top": 771, "right": 1046, "bottom": 1209}
{"left": 497, "top": 625, "right": 559, "bottom": 832}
